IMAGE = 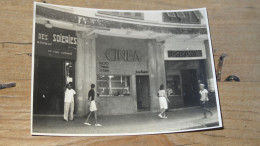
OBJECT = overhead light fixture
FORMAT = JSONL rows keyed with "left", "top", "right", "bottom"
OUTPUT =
{"left": 44, "top": 20, "right": 52, "bottom": 29}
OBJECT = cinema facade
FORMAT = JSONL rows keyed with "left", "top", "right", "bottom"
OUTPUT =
{"left": 33, "top": 4, "right": 216, "bottom": 116}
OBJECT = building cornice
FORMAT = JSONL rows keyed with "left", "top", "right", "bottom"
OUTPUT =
{"left": 36, "top": 5, "right": 207, "bottom": 35}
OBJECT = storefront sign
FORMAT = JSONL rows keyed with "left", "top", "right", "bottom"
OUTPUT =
{"left": 99, "top": 62, "right": 109, "bottom": 72}
{"left": 35, "top": 24, "right": 77, "bottom": 60}
{"left": 168, "top": 50, "right": 202, "bottom": 57}
{"left": 106, "top": 49, "right": 140, "bottom": 62}
{"left": 136, "top": 70, "right": 148, "bottom": 74}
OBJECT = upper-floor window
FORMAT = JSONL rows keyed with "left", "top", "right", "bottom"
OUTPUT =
{"left": 163, "top": 10, "right": 203, "bottom": 24}
{"left": 97, "top": 11, "right": 144, "bottom": 20}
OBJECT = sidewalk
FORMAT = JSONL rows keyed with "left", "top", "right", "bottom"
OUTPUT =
{"left": 32, "top": 107, "right": 220, "bottom": 136}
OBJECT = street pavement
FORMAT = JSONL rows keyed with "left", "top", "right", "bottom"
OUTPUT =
{"left": 32, "top": 107, "right": 221, "bottom": 136}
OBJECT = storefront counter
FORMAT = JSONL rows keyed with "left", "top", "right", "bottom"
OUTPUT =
{"left": 97, "top": 95, "right": 137, "bottom": 115}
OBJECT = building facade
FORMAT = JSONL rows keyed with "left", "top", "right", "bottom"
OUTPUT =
{"left": 33, "top": 4, "right": 216, "bottom": 116}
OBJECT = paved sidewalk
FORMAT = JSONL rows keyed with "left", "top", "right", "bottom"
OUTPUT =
{"left": 32, "top": 107, "right": 221, "bottom": 136}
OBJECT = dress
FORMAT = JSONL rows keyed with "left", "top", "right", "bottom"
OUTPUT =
{"left": 158, "top": 90, "right": 168, "bottom": 109}
{"left": 88, "top": 89, "right": 97, "bottom": 112}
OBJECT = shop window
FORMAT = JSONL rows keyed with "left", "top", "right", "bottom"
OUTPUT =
{"left": 97, "top": 74, "right": 131, "bottom": 96}
{"left": 166, "top": 75, "right": 182, "bottom": 96}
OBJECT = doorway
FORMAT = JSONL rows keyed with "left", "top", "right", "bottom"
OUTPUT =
{"left": 136, "top": 75, "right": 150, "bottom": 111}
{"left": 181, "top": 69, "right": 200, "bottom": 107}
{"left": 33, "top": 57, "right": 65, "bottom": 115}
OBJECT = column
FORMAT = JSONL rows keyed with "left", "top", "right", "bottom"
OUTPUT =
{"left": 75, "top": 31, "right": 86, "bottom": 116}
{"left": 204, "top": 40, "right": 214, "bottom": 91}
{"left": 148, "top": 39, "right": 166, "bottom": 111}
{"left": 83, "top": 34, "right": 97, "bottom": 114}
{"left": 155, "top": 40, "right": 166, "bottom": 88}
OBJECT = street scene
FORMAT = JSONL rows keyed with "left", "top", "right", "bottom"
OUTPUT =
{"left": 32, "top": 3, "right": 222, "bottom": 136}
{"left": 33, "top": 107, "right": 219, "bottom": 135}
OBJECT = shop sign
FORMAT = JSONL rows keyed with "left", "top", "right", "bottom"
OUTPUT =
{"left": 99, "top": 62, "right": 109, "bottom": 73}
{"left": 136, "top": 70, "right": 148, "bottom": 74}
{"left": 168, "top": 50, "right": 202, "bottom": 58}
{"left": 35, "top": 24, "right": 77, "bottom": 60}
{"left": 106, "top": 49, "right": 140, "bottom": 62}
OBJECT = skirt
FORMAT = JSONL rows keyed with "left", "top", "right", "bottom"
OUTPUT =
{"left": 89, "top": 100, "right": 97, "bottom": 112}
{"left": 159, "top": 97, "right": 168, "bottom": 109}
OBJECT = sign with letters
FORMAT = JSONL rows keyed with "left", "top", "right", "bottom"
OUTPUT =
{"left": 168, "top": 50, "right": 202, "bottom": 58}
{"left": 106, "top": 49, "right": 140, "bottom": 62}
{"left": 35, "top": 24, "right": 77, "bottom": 60}
{"left": 99, "top": 62, "right": 110, "bottom": 73}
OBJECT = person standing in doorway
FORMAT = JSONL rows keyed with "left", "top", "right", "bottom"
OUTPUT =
{"left": 158, "top": 84, "right": 170, "bottom": 119}
{"left": 84, "top": 84, "right": 102, "bottom": 126}
{"left": 64, "top": 83, "right": 76, "bottom": 121}
{"left": 199, "top": 84, "right": 213, "bottom": 118}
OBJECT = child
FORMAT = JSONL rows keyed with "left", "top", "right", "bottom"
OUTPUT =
{"left": 158, "top": 84, "right": 170, "bottom": 119}
{"left": 64, "top": 83, "right": 76, "bottom": 121}
{"left": 84, "top": 84, "right": 102, "bottom": 126}
{"left": 199, "top": 84, "right": 213, "bottom": 118}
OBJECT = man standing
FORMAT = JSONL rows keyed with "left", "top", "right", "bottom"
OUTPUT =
{"left": 199, "top": 84, "right": 213, "bottom": 118}
{"left": 84, "top": 84, "right": 102, "bottom": 126}
{"left": 64, "top": 83, "right": 76, "bottom": 121}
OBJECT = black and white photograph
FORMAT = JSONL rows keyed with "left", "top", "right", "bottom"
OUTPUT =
{"left": 31, "top": 2, "right": 222, "bottom": 136}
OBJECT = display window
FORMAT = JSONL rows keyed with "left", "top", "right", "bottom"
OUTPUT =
{"left": 97, "top": 74, "right": 130, "bottom": 96}
{"left": 166, "top": 73, "right": 182, "bottom": 96}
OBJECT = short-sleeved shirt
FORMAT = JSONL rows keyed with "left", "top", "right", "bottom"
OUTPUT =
{"left": 200, "top": 89, "right": 209, "bottom": 101}
{"left": 64, "top": 89, "right": 76, "bottom": 102}
{"left": 88, "top": 89, "right": 95, "bottom": 101}
{"left": 158, "top": 90, "right": 167, "bottom": 97}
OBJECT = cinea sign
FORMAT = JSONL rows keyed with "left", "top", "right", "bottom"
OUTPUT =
{"left": 35, "top": 24, "right": 77, "bottom": 60}
{"left": 106, "top": 49, "right": 140, "bottom": 62}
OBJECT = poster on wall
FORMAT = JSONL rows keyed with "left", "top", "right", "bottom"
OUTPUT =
{"left": 31, "top": 2, "right": 223, "bottom": 136}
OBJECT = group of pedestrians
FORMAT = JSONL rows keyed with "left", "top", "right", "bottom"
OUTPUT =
{"left": 63, "top": 83, "right": 102, "bottom": 126}
{"left": 157, "top": 83, "right": 213, "bottom": 119}
{"left": 63, "top": 82, "right": 213, "bottom": 127}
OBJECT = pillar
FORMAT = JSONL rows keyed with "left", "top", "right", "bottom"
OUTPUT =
{"left": 83, "top": 34, "right": 97, "bottom": 115}
{"left": 148, "top": 39, "right": 166, "bottom": 112}
{"left": 204, "top": 40, "right": 214, "bottom": 91}
{"left": 75, "top": 31, "right": 97, "bottom": 116}
{"left": 75, "top": 31, "right": 86, "bottom": 116}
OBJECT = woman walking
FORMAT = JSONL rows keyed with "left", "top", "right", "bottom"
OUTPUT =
{"left": 199, "top": 84, "right": 213, "bottom": 118}
{"left": 158, "top": 84, "right": 170, "bottom": 119}
{"left": 84, "top": 84, "right": 102, "bottom": 126}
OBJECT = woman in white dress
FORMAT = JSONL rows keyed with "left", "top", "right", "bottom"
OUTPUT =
{"left": 158, "top": 84, "right": 170, "bottom": 119}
